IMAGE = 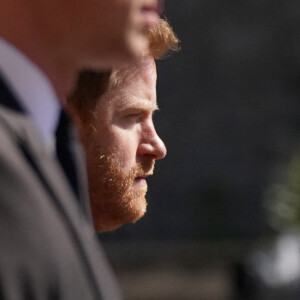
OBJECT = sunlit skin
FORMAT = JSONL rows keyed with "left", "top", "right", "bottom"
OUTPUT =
{"left": 79, "top": 58, "right": 166, "bottom": 232}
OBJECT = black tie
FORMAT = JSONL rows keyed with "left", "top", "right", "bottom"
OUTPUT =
{"left": 55, "top": 110, "right": 80, "bottom": 199}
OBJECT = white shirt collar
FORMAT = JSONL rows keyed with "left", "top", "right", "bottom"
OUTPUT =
{"left": 0, "top": 37, "right": 61, "bottom": 149}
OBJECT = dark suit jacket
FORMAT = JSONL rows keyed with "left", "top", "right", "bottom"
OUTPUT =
{"left": 0, "top": 75, "right": 122, "bottom": 300}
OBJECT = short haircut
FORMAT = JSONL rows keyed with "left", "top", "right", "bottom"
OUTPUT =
{"left": 68, "top": 18, "right": 179, "bottom": 119}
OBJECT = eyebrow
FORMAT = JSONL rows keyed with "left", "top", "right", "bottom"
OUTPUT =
{"left": 118, "top": 100, "right": 159, "bottom": 113}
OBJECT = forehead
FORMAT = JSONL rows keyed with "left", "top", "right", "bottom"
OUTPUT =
{"left": 114, "top": 58, "right": 156, "bottom": 88}
{"left": 102, "top": 58, "right": 157, "bottom": 110}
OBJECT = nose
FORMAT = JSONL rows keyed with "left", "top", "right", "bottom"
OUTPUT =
{"left": 138, "top": 129, "right": 167, "bottom": 160}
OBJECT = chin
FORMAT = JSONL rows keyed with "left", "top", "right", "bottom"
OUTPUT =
{"left": 93, "top": 197, "right": 147, "bottom": 233}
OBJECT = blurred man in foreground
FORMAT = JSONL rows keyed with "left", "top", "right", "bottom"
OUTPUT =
{"left": 0, "top": 0, "right": 163, "bottom": 299}
{"left": 68, "top": 19, "right": 179, "bottom": 232}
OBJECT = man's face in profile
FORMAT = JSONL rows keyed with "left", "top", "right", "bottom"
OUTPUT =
{"left": 82, "top": 59, "right": 166, "bottom": 232}
{"left": 44, "top": 0, "right": 162, "bottom": 68}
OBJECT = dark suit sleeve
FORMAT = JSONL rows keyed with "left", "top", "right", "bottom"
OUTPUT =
{"left": 0, "top": 104, "right": 122, "bottom": 299}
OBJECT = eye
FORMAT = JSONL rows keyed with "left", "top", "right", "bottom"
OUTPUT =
{"left": 124, "top": 111, "right": 145, "bottom": 122}
{"left": 126, "top": 112, "right": 141, "bottom": 118}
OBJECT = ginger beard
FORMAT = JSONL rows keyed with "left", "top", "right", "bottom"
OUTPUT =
{"left": 88, "top": 146, "right": 155, "bottom": 232}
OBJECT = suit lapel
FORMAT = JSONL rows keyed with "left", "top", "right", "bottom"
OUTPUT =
{"left": 0, "top": 79, "right": 93, "bottom": 226}
{"left": 0, "top": 74, "right": 92, "bottom": 218}
{"left": 0, "top": 73, "right": 24, "bottom": 111}
{"left": 0, "top": 75, "right": 74, "bottom": 206}
{"left": 0, "top": 74, "right": 89, "bottom": 215}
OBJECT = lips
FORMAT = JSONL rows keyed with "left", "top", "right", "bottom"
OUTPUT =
{"left": 141, "top": 9, "right": 159, "bottom": 28}
{"left": 142, "top": 0, "right": 164, "bottom": 15}
{"left": 133, "top": 161, "right": 155, "bottom": 183}
{"left": 134, "top": 177, "right": 147, "bottom": 185}
{"left": 141, "top": 1, "right": 164, "bottom": 28}
{"left": 134, "top": 172, "right": 153, "bottom": 184}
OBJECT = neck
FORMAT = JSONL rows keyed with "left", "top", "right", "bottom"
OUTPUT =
{"left": 0, "top": 0, "right": 79, "bottom": 101}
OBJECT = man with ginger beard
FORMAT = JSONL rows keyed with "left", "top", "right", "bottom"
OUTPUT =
{"left": 68, "top": 19, "right": 179, "bottom": 232}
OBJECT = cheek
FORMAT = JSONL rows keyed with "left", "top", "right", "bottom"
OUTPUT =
{"left": 110, "top": 127, "right": 140, "bottom": 170}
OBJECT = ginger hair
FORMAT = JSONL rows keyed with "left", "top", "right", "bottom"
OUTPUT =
{"left": 147, "top": 18, "right": 179, "bottom": 59}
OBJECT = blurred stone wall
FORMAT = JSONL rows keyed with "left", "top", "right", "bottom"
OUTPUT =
{"left": 102, "top": 0, "right": 300, "bottom": 241}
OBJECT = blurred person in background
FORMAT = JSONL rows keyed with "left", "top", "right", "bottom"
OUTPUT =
{"left": 0, "top": 0, "right": 163, "bottom": 299}
{"left": 67, "top": 18, "right": 179, "bottom": 232}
